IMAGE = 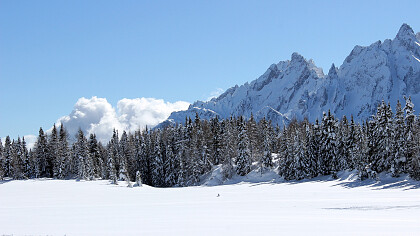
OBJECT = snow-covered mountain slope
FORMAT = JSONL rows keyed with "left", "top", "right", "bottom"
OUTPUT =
{"left": 162, "top": 24, "right": 420, "bottom": 127}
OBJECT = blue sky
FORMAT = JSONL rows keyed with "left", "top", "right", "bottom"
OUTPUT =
{"left": 1, "top": 0, "right": 420, "bottom": 139}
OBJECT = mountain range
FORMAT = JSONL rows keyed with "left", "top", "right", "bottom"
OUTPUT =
{"left": 161, "top": 23, "right": 420, "bottom": 127}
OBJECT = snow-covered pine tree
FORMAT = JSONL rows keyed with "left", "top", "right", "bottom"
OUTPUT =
{"left": 247, "top": 113, "right": 259, "bottom": 162}
{"left": 186, "top": 114, "right": 202, "bottom": 185}
{"left": 34, "top": 128, "right": 49, "bottom": 178}
{"left": 392, "top": 100, "right": 406, "bottom": 176}
{"left": 151, "top": 131, "right": 164, "bottom": 187}
{"left": 409, "top": 122, "right": 420, "bottom": 180}
{"left": 336, "top": 116, "right": 350, "bottom": 171}
{"left": 21, "top": 137, "right": 30, "bottom": 178}
{"left": 291, "top": 122, "right": 309, "bottom": 180}
{"left": 138, "top": 129, "right": 150, "bottom": 185}
{"left": 127, "top": 133, "right": 138, "bottom": 182}
{"left": 304, "top": 120, "right": 316, "bottom": 178}
{"left": 118, "top": 152, "right": 129, "bottom": 182}
{"left": 109, "top": 129, "right": 120, "bottom": 178}
{"left": 118, "top": 131, "right": 131, "bottom": 182}
{"left": 346, "top": 115, "right": 357, "bottom": 170}
{"left": 134, "top": 170, "right": 142, "bottom": 187}
{"left": 0, "top": 139, "right": 3, "bottom": 179}
{"left": 221, "top": 119, "right": 234, "bottom": 180}
{"left": 236, "top": 117, "right": 251, "bottom": 176}
{"left": 260, "top": 117, "right": 273, "bottom": 170}
{"left": 306, "top": 120, "right": 319, "bottom": 178}
{"left": 175, "top": 125, "right": 188, "bottom": 186}
{"left": 57, "top": 124, "right": 69, "bottom": 179}
{"left": 74, "top": 129, "right": 90, "bottom": 180}
{"left": 404, "top": 96, "right": 418, "bottom": 179}
{"left": 164, "top": 126, "right": 178, "bottom": 187}
{"left": 320, "top": 110, "right": 339, "bottom": 178}
{"left": 365, "top": 119, "right": 379, "bottom": 179}
{"left": 308, "top": 119, "right": 321, "bottom": 177}
{"left": 97, "top": 142, "right": 107, "bottom": 179}
{"left": 88, "top": 134, "right": 100, "bottom": 178}
{"left": 11, "top": 138, "right": 25, "bottom": 179}
{"left": 354, "top": 121, "right": 369, "bottom": 180}
{"left": 200, "top": 120, "right": 212, "bottom": 175}
{"left": 371, "top": 101, "right": 394, "bottom": 173}
{"left": 49, "top": 124, "right": 59, "bottom": 178}
{"left": 3, "top": 136, "right": 12, "bottom": 177}
{"left": 210, "top": 116, "right": 223, "bottom": 165}
{"left": 28, "top": 149, "right": 37, "bottom": 179}
{"left": 278, "top": 127, "right": 289, "bottom": 179}
{"left": 106, "top": 142, "right": 118, "bottom": 185}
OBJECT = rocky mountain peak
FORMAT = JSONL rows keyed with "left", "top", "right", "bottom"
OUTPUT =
{"left": 327, "top": 63, "right": 338, "bottom": 78}
{"left": 161, "top": 24, "right": 420, "bottom": 129}
{"left": 396, "top": 23, "right": 415, "bottom": 39}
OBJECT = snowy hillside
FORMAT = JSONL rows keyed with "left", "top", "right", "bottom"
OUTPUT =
{"left": 1, "top": 173, "right": 420, "bottom": 235}
{"left": 163, "top": 23, "right": 420, "bottom": 127}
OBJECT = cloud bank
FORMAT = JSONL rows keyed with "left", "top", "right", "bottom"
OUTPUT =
{"left": 57, "top": 97, "right": 189, "bottom": 143}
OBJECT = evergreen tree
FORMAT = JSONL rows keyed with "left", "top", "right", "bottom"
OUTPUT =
{"left": 355, "top": 122, "right": 369, "bottom": 180}
{"left": 49, "top": 124, "right": 59, "bottom": 178}
{"left": 21, "top": 137, "right": 29, "bottom": 178}
{"left": 404, "top": 96, "right": 417, "bottom": 179}
{"left": 291, "top": 123, "right": 309, "bottom": 180}
{"left": 221, "top": 119, "right": 235, "bottom": 180}
{"left": 3, "top": 136, "right": 12, "bottom": 177}
{"left": 260, "top": 117, "right": 273, "bottom": 170}
{"left": 210, "top": 116, "right": 223, "bottom": 165}
{"left": 73, "top": 129, "right": 91, "bottom": 180}
{"left": 134, "top": 170, "right": 143, "bottom": 187}
{"left": 88, "top": 133, "right": 101, "bottom": 178}
{"left": 118, "top": 131, "right": 131, "bottom": 181}
{"left": 236, "top": 117, "right": 251, "bottom": 176}
{"left": 392, "top": 100, "right": 406, "bottom": 176}
{"left": 247, "top": 113, "right": 259, "bottom": 162}
{"left": 0, "top": 139, "right": 4, "bottom": 179}
{"left": 371, "top": 101, "right": 394, "bottom": 173}
{"left": 34, "top": 128, "right": 48, "bottom": 178}
{"left": 346, "top": 116, "right": 357, "bottom": 170}
{"left": 336, "top": 116, "right": 350, "bottom": 171}
{"left": 151, "top": 131, "right": 164, "bottom": 186}
{"left": 164, "top": 126, "right": 178, "bottom": 186}
{"left": 107, "top": 142, "right": 118, "bottom": 185}
{"left": 57, "top": 124, "right": 69, "bottom": 179}
{"left": 308, "top": 119, "right": 321, "bottom": 177}
{"left": 11, "top": 138, "right": 25, "bottom": 179}
{"left": 320, "top": 111, "right": 339, "bottom": 178}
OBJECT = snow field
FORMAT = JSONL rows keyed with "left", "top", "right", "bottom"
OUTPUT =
{"left": 1, "top": 172, "right": 420, "bottom": 235}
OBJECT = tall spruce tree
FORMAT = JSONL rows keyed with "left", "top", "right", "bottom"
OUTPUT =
{"left": 320, "top": 111, "right": 339, "bottom": 178}
{"left": 49, "top": 124, "right": 59, "bottom": 178}
{"left": 392, "top": 100, "right": 406, "bottom": 176}
{"left": 34, "top": 128, "right": 49, "bottom": 178}
{"left": 73, "top": 129, "right": 91, "bottom": 180}
{"left": 236, "top": 117, "right": 251, "bottom": 176}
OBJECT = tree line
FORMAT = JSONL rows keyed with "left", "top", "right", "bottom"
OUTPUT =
{"left": 1, "top": 97, "right": 419, "bottom": 186}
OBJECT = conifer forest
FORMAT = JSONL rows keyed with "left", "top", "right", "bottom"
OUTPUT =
{"left": 1, "top": 97, "right": 420, "bottom": 186}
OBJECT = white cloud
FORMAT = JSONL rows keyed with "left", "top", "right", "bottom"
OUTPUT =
{"left": 56, "top": 96, "right": 189, "bottom": 144}
{"left": 117, "top": 98, "right": 190, "bottom": 131}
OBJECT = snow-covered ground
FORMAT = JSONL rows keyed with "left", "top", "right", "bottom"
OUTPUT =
{"left": 1, "top": 171, "right": 420, "bottom": 235}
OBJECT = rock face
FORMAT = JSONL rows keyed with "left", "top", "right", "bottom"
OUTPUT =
{"left": 162, "top": 24, "right": 420, "bottom": 127}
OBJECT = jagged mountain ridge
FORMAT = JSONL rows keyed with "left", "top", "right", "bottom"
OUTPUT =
{"left": 162, "top": 24, "right": 420, "bottom": 127}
